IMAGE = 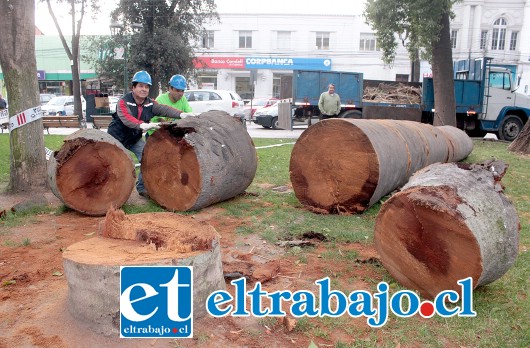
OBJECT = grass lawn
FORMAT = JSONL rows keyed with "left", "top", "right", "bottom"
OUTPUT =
{"left": 0, "top": 133, "right": 528, "bottom": 346}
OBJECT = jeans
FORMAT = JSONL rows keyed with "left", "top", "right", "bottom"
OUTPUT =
{"left": 127, "top": 138, "right": 146, "bottom": 193}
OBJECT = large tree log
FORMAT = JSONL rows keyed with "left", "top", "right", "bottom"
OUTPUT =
{"left": 63, "top": 208, "right": 225, "bottom": 336}
{"left": 289, "top": 119, "right": 473, "bottom": 214}
{"left": 375, "top": 161, "right": 519, "bottom": 299}
{"left": 142, "top": 112, "right": 257, "bottom": 211}
{"left": 48, "top": 129, "right": 135, "bottom": 216}
{"left": 507, "top": 120, "right": 530, "bottom": 154}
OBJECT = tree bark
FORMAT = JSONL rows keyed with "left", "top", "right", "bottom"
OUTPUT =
{"left": 507, "top": 120, "right": 530, "bottom": 154}
{"left": 142, "top": 112, "right": 257, "bottom": 211}
{"left": 431, "top": 11, "right": 457, "bottom": 127}
{"left": 374, "top": 161, "right": 519, "bottom": 299}
{"left": 289, "top": 119, "right": 473, "bottom": 214}
{"left": 48, "top": 129, "right": 136, "bottom": 216}
{"left": 0, "top": 0, "right": 48, "bottom": 192}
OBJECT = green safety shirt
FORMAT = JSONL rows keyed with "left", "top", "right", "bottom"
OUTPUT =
{"left": 148, "top": 93, "right": 193, "bottom": 135}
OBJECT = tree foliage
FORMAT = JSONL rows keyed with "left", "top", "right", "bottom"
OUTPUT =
{"left": 87, "top": 0, "right": 219, "bottom": 98}
{"left": 44, "top": 0, "right": 101, "bottom": 120}
{"left": 364, "top": 0, "right": 459, "bottom": 126}
{"left": 364, "top": 0, "right": 457, "bottom": 64}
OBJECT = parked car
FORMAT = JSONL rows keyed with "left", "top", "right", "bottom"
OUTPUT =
{"left": 39, "top": 93, "right": 56, "bottom": 106}
{"left": 41, "top": 95, "right": 86, "bottom": 116}
{"left": 254, "top": 103, "right": 282, "bottom": 129}
{"left": 183, "top": 89, "right": 245, "bottom": 119}
{"left": 244, "top": 98, "right": 279, "bottom": 120}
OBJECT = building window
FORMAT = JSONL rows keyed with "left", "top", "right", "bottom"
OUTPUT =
{"left": 316, "top": 32, "right": 330, "bottom": 50}
{"left": 395, "top": 74, "right": 409, "bottom": 82}
{"left": 450, "top": 30, "right": 458, "bottom": 49}
{"left": 235, "top": 77, "right": 252, "bottom": 100}
{"left": 272, "top": 77, "right": 281, "bottom": 98}
{"left": 197, "top": 75, "right": 217, "bottom": 89}
{"left": 491, "top": 18, "right": 507, "bottom": 50}
{"left": 480, "top": 30, "right": 488, "bottom": 50}
{"left": 277, "top": 31, "right": 291, "bottom": 50}
{"left": 239, "top": 31, "right": 252, "bottom": 49}
{"left": 359, "top": 33, "right": 378, "bottom": 51}
{"left": 201, "top": 31, "right": 214, "bottom": 49}
{"left": 509, "top": 31, "right": 518, "bottom": 51}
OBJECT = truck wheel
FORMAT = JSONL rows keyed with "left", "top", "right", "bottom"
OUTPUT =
{"left": 271, "top": 117, "right": 281, "bottom": 129}
{"left": 498, "top": 115, "right": 523, "bottom": 141}
{"left": 340, "top": 110, "right": 362, "bottom": 119}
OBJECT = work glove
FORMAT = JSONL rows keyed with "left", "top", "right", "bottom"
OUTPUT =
{"left": 139, "top": 122, "right": 160, "bottom": 131}
{"left": 180, "top": 112, "right": 198, "bottom": 119}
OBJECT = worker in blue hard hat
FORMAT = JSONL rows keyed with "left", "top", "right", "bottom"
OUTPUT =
{"left": 147, "top": 74, "right": 197, "bottom": 138}
{"left": 107, "top": 70, "right": 195, "bottom": 199}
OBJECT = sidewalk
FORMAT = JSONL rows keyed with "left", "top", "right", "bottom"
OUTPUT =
{"left": 40, "top": 120, "right": 309, "bottom": 139}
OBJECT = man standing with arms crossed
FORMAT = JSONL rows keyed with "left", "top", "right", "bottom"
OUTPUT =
{"left": 318, "top": 83, "right": 341, "bottom": 119}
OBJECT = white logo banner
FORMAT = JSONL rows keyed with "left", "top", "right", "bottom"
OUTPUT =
{"left": 9, "top": 106, "right": 42, "bottom": 131}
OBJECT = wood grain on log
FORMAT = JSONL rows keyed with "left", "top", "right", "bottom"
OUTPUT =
{"left": 375, "top": 162, "right": 519, "bottom": 299}
{"left": 142, "top": 112, "right": 257, "bottom": 211}
{"left": 47, "top": 129, "right": 135, "bottom": 216}
{"left": 63, "top": 209, "right": 225, "bottom": 335}
{"left": 289, "top": 119, "right": 473, "bottom": 214}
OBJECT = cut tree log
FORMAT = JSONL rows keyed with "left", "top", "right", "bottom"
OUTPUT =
{"left": 289, "top": 119, "right": 473, "bottom": 214}
{"left": 47, "top": 129, "right": 135, "bottom": 216}
{"left": 63, "top": 207, "right": 225, "bottom": 336}
{"left": 142, "top": 111, "right": 257, "bottom": 211}
{"left": 507, "top": 119, "right": 530, "bottom": 154}
{"left": 375, "top": 161, "right": 519, "bottom": 299}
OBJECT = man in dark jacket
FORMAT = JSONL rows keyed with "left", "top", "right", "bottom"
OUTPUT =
{"left": 108, "top": 70, "right": 193, "bottom": 198}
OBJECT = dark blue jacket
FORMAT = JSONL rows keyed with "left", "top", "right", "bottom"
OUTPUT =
{"left": 108, "top": 92, "right": 181, "bottom": 148}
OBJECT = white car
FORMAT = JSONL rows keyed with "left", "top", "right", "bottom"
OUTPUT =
{"left": 184, "top": 90, "right": 245, "bottom": 118}
{"left": 41, "top": 95, "right": 86, "bottom": 116}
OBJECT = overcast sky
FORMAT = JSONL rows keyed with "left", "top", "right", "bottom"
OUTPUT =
{"left": 35, "top": 0, "right": 365, "bottom": 36}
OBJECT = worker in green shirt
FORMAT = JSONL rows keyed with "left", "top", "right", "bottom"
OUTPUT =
{"left": 147, "top": 74, "right": 195, "bottom": 137}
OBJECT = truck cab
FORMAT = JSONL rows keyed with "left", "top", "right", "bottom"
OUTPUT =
{"left": 482, "top": 67, "right": 530, "bottom": 140}
{"left": 453, "top": 57, "right": 530, "bottom": 140}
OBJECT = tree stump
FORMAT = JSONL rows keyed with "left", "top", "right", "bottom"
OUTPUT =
{"left": 375, "top": 161, "right": 520, "bottom": 299}
{"left": 289, "top": 119, "right": 473, "bottom": 214}
{"left": 62, "top": 207, "right": 225, "bottom": 336}
{"left": 142, "top": 112, "right": 257, "bottom": 211}
{"left": 48, "top": 129, "right": 135, "bottom": 216}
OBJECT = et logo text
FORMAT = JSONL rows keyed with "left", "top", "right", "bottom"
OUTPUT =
{"left": 120, "top": 266, "right": 193, "bottom": 338}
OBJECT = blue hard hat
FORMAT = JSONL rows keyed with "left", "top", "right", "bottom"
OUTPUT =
{"left": 132, "top": 70, "right": 152, "bottom": 85}
{"left": 169, "top": 74, "right": 187, "bottom": 90}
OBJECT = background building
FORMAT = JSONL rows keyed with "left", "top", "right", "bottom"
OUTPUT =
{"left": 194, "top": 0, "right": 530, "bottom": 100}
{"left": 1, "top": 0, "right": 528, "bottom": 101}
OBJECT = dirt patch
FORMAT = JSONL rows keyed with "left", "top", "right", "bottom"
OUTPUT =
{"left": 0, "top": 191, "right": 383, "bottom": 347}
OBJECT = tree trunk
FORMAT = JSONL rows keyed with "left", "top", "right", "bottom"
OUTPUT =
{"left": 431, "top": 11, "right": 457, "bottom": 127}
{"left": 142, "top": 112, "right": 257, "bottom": 211}
{"left": 46, "top": 0, "right": 85, "bottom": 122}
{"left": 0, "top": 0, "right": 48, "bottom": 192}
{"left": 63, "top": 208, "right": 225, "bottom": 336}
{"left": 289, "top": 119, "right": 473, "bottom": 214}
{"left": 374, "top": 161, "right": 519, "bottom": 299}
{"left": 48, "top": 129, "right": 136, "bottom": 216}
{"left": 411, "top": 48, "right": 421, "bottom": 82}
{"left": 507, "top": 120, "right": 530, "bottom": 154}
